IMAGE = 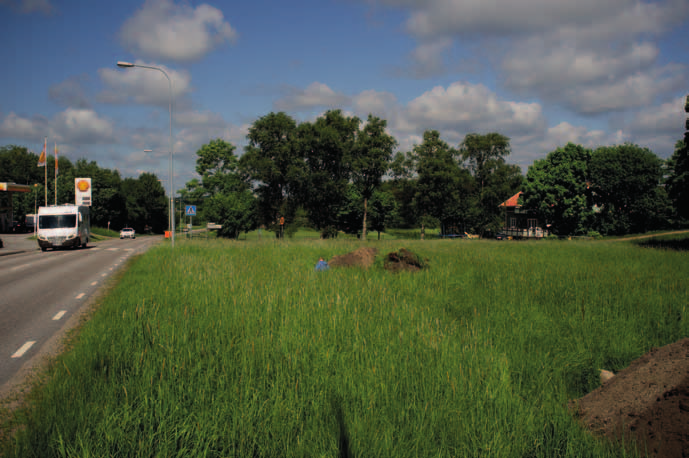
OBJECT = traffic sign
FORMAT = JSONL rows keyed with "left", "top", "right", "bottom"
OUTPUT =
{"left": 185, "top": 205, "right": 197, "bottom": 216}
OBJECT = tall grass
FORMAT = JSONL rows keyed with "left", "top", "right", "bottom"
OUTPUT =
{"left": 2, "top": 239, "right": 687, "bottom": 457}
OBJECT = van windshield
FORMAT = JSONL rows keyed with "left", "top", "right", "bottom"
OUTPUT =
{"left": 40, "top": 214, "right": 77, "bottom": 229}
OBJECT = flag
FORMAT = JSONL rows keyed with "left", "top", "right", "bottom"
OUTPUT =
{"left": 54, "top": 143, "right": 58, "bottom": 175}
{"left": 37, "top": 138, "right": 46, "bottom": 167}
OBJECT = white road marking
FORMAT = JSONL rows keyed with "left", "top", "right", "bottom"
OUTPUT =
{"left": 12, "top": 341, "right": 36, "bottom": 358}
{"left": 53, "top": 310, "right": 66, "bottom": 320}
{"left": 76, "top": 293, "right": 85, "bottom": 299}
{"left": 107, "top": 248, "right": 119, "bottom": 251}
{"left": 91, "top": 281, "right": 97, "bottom": 286}
{"left": 101, "top": 273, "right": 107, "bottom": 277}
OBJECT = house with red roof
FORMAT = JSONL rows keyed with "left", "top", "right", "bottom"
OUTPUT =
{"left": 498, "top": 192, "right": 548, "bottom": 238}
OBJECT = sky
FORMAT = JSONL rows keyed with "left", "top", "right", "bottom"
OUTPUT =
{"left": 1, "top": 0, "right": 687, "bottom": 193}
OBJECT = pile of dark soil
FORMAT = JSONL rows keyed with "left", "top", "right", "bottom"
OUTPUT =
{"left": 383, "top": 248, "right": 426, "bottom": 272}
{"left": 571, "top": 338, "right": 689, "bottom": 458}
{"left": 327, "top": 247, "right": 427, "bottom": 273}
{"left": 328, "top": 247, "right": 378, "bottom": 269}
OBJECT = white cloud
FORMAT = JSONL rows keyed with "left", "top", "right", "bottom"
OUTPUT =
{"left": 49, "top": 76, "right": 92, "bottom": 109}
{"left": 352, "top": 90, "right": 398, "bottom": 118}
{"left": 388, "top": 0, "right": 687, "bottom": 39}
{"left": 0, "top": 109, "right": 115, "bottom": 147}
{"left": 98, "top": 61, "right": 192, "bottom": 108}
{"left": 568, "top": 66, "right": 685, "bottom": 114}
{"left": 402, "top": 81, "right": 546, "bottom": 135}
{"left": 628, "top": 96, "right": 686, "bottom": 135}
{"left": 52, "top": 108, "right": 116, "bottom": 145}
{"left": 503, "top": 38, "right": 686, "bottom": 114}
{"left": 274, "top": 82, "right": 351, "bottom": 111}
{"left": 0, "top": 112, "right": 47, "bottom": 140}
{"left": 120, "top": 0, "right": 237, "bottom": 62}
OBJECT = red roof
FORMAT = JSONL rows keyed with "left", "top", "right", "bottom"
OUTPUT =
{"left": 499, "top": 191, "right": 522, "bottom": 207}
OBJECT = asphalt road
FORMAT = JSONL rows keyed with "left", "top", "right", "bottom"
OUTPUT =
{"left": 0, "top": 233, "right": 161, "bottom": 399}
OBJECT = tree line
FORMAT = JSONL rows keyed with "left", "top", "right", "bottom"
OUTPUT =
{"left": 3, "top": 109, "right": 688, "bottom": 238}
{"left": 0, "top": 146, "right": 168, "bottom": 233}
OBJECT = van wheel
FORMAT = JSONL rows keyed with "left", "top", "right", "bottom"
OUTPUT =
{"left": 41, "top": 247, "right": 47, "bottom": 252}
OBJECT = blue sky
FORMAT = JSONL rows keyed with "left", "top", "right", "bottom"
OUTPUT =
{"left": 1, "top": 0, "right": 687, "bottom": 191}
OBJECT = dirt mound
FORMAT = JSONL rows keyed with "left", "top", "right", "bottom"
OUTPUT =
{"left": 571, "top": 338, "right": 689, "bottom": 458}
{"left": 328, "top": 247, "right": 378, "bottom": 269}
{"left": 383, "top": 248, "right": 426, "bottom": 272}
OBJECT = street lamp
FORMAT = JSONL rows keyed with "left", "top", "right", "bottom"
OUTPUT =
{"left": 118, "top": 61, "right": 175, "bottom": 248}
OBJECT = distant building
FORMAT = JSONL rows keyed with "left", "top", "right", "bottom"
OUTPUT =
{"left": 498, "top": 192, "right": 548, "bottom": 238}
{"left": 0, "top": 183, "right": 31, "bottom": 233}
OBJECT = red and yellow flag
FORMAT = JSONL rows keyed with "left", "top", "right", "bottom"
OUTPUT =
{"left": 37, "top": 138, "right": 47, "bottom": 167}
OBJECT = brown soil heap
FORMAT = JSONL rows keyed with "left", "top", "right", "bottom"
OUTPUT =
{"left": 327, "top": 247, "right": 378, "bottom": 269}
{"left": 382, "top": 248, "right": 426, "bottom": 272}
{"left": 572, "top": 338, "right": 689, "bottom": 458}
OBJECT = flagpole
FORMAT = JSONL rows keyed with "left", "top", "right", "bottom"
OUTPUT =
{"left": 44, "top": 137, "right": 47, "bottom": 206}
{"left": 54, "top": 142, "right": 57, "bottom": 205}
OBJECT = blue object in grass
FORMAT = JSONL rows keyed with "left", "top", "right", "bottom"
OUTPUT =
{"left": 315, "top": 258, "right": 329, "bottom": 271}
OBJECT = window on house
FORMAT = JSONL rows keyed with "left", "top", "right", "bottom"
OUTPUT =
{"left": 510, "top": 217, "right": 517, "bottom": 227}
{"left": 527, "top": 218, "right": 537, "bottom": 228}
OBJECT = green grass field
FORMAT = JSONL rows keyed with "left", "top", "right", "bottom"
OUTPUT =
{"left": 2, "top": 238, "right": 687, "bottom": 457}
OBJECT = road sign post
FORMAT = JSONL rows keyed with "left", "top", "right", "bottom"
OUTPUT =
{"left": 185, "top": 206, "right": 196, "bottom": 239}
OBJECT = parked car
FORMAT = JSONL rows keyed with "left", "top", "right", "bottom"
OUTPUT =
{"left": 120, "top": 228, "right": 136, "bottom": 239}
{"left": 495, "top": 233, "right": 507, "bottom": 240}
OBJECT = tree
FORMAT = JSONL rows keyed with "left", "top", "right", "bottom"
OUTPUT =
{"left": 73, "top": 159, "right": 127, "bottom": 229}
{"left": 186, "top": 139, "right": 257, "bottom": 238}
{"left": 240, "top": 112, "right": 300, "bottom": 229}
{"left": 121, "top": 173, "right": 167, "bottom": 233}
{"left": 460, "top": 133, "right": 510, "bottom": 196}
{"left": 204, "top": 190, "right": 257, "bottom": 239}
{"left": 351, "top": 115, "right": 396, "bottom": 241}
{"left": 666, "top": 139, "right": 689, "bottom": 223}
{"left": 412, "top": 130, "right": 471, "bottom": 233}
{"left": 459, "top": 133, "right": 521, "bottom": 234}
{"left": 367, "top": 189, "right": 399, "bottom": 239}
{"left": 295, "top": 110, "right": 360, "bottom": 236}
{"left": 196, "top": 139, "right": 245, "bottom": 194}
{"left": 523, "top": 143, "right": 593, "bottom": 236}
{"left": 589, "top": 143, "right": 668, "bottom": 234}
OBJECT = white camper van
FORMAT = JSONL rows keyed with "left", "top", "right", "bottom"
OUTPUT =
{"left": 37, "top": 205, "right": 90, "bottom": 251}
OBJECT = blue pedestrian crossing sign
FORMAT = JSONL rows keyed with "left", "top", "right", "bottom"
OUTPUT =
{"left": 185, "top": 205, "right": 197, "bottom": 216}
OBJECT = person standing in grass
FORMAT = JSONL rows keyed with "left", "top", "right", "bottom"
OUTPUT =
{"left": 315, "top": 257, "right": 329, "bottom": 271}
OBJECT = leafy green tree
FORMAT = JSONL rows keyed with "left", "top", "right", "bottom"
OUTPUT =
{"left": 524, "top": 143, "right": 593, "bottom": 236}
{"left": 295, "top": 110, "right": 360, "bottom": 236}
{"left": 186, "top": 139, "right": 257, "bottom": 238}
{"left": 121, "top": 173, "right": 168, "bottom": 233}
{"left": 73, "top": 159, "right": 127, "bottom": 229}
{"left": 459, "top": 133, "right": 521, "bottom": 234}
{"left": 367, "top": 189, "right": 399, "bottom": 239}
{"left": 351, "top": 115, "right": 396, "bottom": 241}
{"left": 460, "top": 132, "right": 511, "bottom": 197}
{"left": 666, "top": 139, "right": 689, "bottom": 223}
{"left": 196, "top": 139, "right": 246, "bottom": 194}
{"left": 240, "top": 112, "right": 300, "bottom": 229}
{"left": 204, "top": 190, "right": 257, "bottom": 239}
{"left": 589, "top": 144, "right": 669, "bottom": 234}
{"left": 474, "top": 160, "right": 524, "bottom": 234}
{"left": 412, "top": 130, "right": 472, "bottom": 233}
{"left": 383, "top": 155, "right": 418, "bottom": 228}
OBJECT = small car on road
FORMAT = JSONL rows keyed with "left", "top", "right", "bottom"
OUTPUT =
{"left": 120, "top": 228, "right": 136, "bottom": 239}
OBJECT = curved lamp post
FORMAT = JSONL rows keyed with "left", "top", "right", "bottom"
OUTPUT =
{"left": 117, "top": 61, "right": 175, "bottom": 248}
